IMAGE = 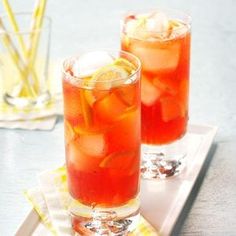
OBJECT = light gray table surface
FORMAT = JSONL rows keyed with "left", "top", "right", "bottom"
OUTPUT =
{"left": 0, "top": 0, "right": 236, "bottom": 235}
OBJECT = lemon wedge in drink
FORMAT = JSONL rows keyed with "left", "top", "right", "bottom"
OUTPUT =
{"left": 64, "top": 120, "right": 75, "bottom": 144}
{"left": 99, "top": 151, "right": 134, "bottom": 168}
{"left": 84, "top": 64, "right": 129, "bottom": 106}
{"left": 113, "top": 58, "right": 136, "bottom": 74}
{"left": 92, "top": 64, "right": 128, "bottom": 84}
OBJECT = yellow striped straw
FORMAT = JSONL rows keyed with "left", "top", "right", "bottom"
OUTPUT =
{"left": 27, "top": 0, "right": 47, "bottom": 78}
{"left": 2, "top": 0, "right": 39, "bottom": 94}
{"left": 2, "top": 0, "right": 27, "bottom": 55}
{"left": 0, "top": 18, "right": 36, "bottom": 97}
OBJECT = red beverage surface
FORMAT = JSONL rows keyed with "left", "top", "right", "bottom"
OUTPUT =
{"left": 122, "top": 17, "right": 191, "bottom": 144}
{"left": 63, "top": 67, "right": 140, "bottom": 207}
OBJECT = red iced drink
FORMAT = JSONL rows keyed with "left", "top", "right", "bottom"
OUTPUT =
{"left": 122, "top": 11, "right": 191, "bottom": 145}
{"left": 63, "top": 51, "right": 141, "bottom": 208}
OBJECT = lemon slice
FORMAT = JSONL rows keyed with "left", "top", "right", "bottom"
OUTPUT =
{"left": 169, "top": 19, "right": 182, "bottom": 28}
{"left": 91, "top": 64, "right": 129, "bottom": 89}
{"left": 113, "top": 58, "right": 136, "bottom": 74}
{"left": 93, "top": 64, "right": 128, "bottom": 82}
{"left": 84, "top": 90, "right": 96, "bottom": 106}
{"left": 168, "top": 20, "right": 188, "bottom": 38}
{"left": 83, "top": 64, "right": 129, "bottom": 106}
{"left": 64, "top": 120, "right": 75, "bottom": 144}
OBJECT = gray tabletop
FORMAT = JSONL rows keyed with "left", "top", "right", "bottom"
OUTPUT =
{"left": 0, "top": 0, "right": 236, "bottom": 235}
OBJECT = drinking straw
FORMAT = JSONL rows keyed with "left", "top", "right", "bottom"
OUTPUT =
{"left": 31, "top": 0, "right": 47, "bottom": 30}
{"left": 0, "top": 18, "right": 36, "bottom": 97}
{"left": 27, "top": 0, "right": 47, "bottom": 76}
{"left": 2, "top": 0, "right": 39, "bottom": 95}
{"left": 2, "top": 0, "right": 26, "bottom": 54}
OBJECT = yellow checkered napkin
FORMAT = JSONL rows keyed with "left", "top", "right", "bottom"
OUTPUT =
{"left": 25, "top": 167, "right": 158, "bottom": 235}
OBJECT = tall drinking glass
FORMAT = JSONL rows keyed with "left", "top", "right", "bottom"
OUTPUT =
{"left": 0, "top": 13, "right": 51, "bottom": 108}
{"left": 62, "top": 50, "right": 141, "bottom": 235}
{"left": 121, "top": 9, "right": 191, "bottom": 178}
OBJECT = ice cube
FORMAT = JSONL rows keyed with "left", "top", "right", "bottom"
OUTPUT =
{"left": 67, "top": 139, "right": 102, "bottom": 171}
{"left": 131, "top": 42, "right": 180, "bottom": 72}
{"left": 72, "top": 51, "right": 114, "bottom": 78}
{"left": 94, "top": 92, "right": 128, "bottom": 123}
{"left": 141, "top": 76, "right": 161, "bottom": 106}
{"left": 160, "top": 97, "right": 185, "bottom": 122}
{"left": 67, "top": 141, "right": 86, "bottom": 169}
{"left": 125, "top": 12, "right": 171, "bottom": 40}
{"left": 146, "top": 12, "right": 169, "bottom": 34}
{"left": 79, "top": 133, "right": 106, "bottom": 157}
{"left": 126, "top": 19, "right": 138, "bottom": 35}
{"left": 126, "top": 18, "right": 148, "bottom": 40}
{"left": 153, "top": 77, "right": 177, "bottom": 95}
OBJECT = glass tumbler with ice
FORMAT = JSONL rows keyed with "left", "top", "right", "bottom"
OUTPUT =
{"left": 62, "top": 50, "right": 141, "bottom": 235}
{"left": 121, "top": 9, "right": 191, "bottom": 178}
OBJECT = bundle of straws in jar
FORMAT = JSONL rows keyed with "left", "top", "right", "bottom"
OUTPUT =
{"left": 0, "top": 0, "right": 50, "bottom": 108}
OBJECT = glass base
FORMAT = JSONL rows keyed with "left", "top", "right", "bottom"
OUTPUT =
{"left": 141, "top": 135, "right": 187, "bottom": 179}
{"left": 3, "top": 91, "right": 51, "bottom": 108}
{"left": 69, "top": 198, "right": 140, "bottom": 235}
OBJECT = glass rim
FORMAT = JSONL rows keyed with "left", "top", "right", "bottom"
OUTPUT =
{"left": 0, "top": 11, "right": 52, "bottom": 35}
{"left": 62, "top": 49, "right": 141, "bottom": 88}
{"left": 121, "top": 8, "right": 191, "bottom": 36}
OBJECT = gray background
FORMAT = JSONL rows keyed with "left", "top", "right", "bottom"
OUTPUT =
{"left": 0, "top": 0, "right": 236, "bottom": 235}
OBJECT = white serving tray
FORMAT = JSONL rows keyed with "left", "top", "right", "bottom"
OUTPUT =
{"left": 15, "top": 124, "right": 217, "bottom": 236}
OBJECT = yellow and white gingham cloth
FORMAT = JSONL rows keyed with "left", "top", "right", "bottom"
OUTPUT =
{"left": 25, "top": 167, "right": 158, "bottom": 235}
{"left": 0, "top": 59, "right": 63, "bottom": 130}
